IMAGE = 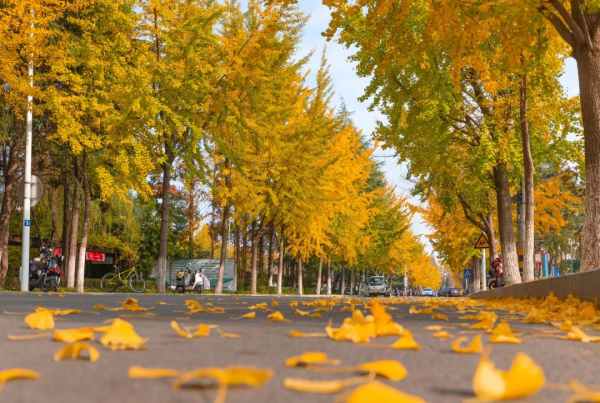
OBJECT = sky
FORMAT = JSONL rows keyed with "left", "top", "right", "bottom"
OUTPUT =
{"left": 293, "top": 0, "right": 582, "bottom": 254}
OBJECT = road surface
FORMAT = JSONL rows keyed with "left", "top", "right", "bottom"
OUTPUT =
{"left": 0, "top": 292, "right": 596, "bottom": 402}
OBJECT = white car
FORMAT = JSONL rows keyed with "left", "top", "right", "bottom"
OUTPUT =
{"left": 363, "top": 276, "right": 390, "bottom": 297}
{"left": 422, "top": 288, "right": 434, "bottom": 297}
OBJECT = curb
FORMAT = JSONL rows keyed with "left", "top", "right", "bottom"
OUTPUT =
{"left": 471, "top": 268, "right": 600, "bottom": 302}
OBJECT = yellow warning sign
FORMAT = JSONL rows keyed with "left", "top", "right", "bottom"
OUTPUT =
{"left": 474, "top": 234, "right": 490, "bottom": 249}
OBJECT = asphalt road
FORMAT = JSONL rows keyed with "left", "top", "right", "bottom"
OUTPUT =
{"left": 0, "top": 292, "right": 597, "bottom": 402}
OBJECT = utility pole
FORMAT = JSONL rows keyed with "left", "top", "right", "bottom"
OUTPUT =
{"left": 20, "top": 10, "right": 34, "bottom": 292}
{"left": 481, "top": 247, "right": 487, "bottom": 291}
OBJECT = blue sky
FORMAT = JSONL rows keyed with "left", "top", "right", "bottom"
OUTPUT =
{"left": 294, "top": 0, "right": 581, "bottom": 254}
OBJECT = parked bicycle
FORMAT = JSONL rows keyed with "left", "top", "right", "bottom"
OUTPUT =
{"left": 100, "top": 263, "right": 145, "bottom": 293}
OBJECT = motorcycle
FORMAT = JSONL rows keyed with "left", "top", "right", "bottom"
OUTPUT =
{"left": 175, "top": 264, "right": 204, "bottom": 294}
{"left": 29, "top": 248, "right": 63, "bottom": 292}
{"left": 488, "top": 257, "right": 504, "bottom": 289}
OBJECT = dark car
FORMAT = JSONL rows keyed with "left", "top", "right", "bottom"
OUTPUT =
{"left": 438, "top": 287, "right": 450, "bottom": 297}
{"left": 449, "top": 288, "right": 460, "bottom": 297}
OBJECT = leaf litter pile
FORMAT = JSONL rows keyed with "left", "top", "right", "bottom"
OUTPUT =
{"left": 2, "top": 293, "right": 600, "bottom": 402}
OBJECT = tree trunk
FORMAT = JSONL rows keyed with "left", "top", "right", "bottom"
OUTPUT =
{"left": 267, "top": 223, "right": 274, "bottom": 286}
{"left": 573, "top": 23, "right": 600, "bottom": 271}
{"left": 258, "top": 232, "right": 264, "bottom": 273}
{"left": 188, "top": 179, "right": 195, "bottom": 259}
{"left": 482, "top": 213, "right": 498, "bottom": 260}
{"left": 67, "top": 160, "right": 80, "bottom": 288}
{"left": 297, "top": 253, "right": 303, "bottom": 296}
{"left": 326, "top": 257, "right": 331, "bottom": 295}
{"left": 62, "top": 176, "right": 71, "bottom": 280}
{"left": 233, "top": 225, "right": 239, "bottom": 291}
{"left": 0, "top": 143, "right": 19, "bottom": 283}
{"left": 277, "top": 225, "right": 284, "bottom": 295}
{"left": 316, "top": 256, "right": 323, "bottom": 295}
{"left": 156, "top": 150, "right": 174, "bottom": 294}
{"left": 520, "top": 74, "right": 535, "bottom": 281}
{"left": 340, "top": 260, "right": 346, "bottom": 295}
{"left": 472, "top": 256, "right": 480, "bottom": 293}
{"left": 350, "top": 268, "right": 355, "bottom": 295}
{"left": 49, "top": 187, "right": 61, "bottom": 250}
{"left": 76, "top": 152, "right": 91, "bottom": 293}
{"left": 493, "top": 164, "right": 521, "bottom": 285}
{"left": 215, "top": 201, "right": 229, "bottom": 294}
{"left": 250, "top": 220, "right": 258, "bottom": 295}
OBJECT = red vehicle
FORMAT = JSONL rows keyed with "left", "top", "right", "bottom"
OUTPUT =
{"left": 449, "top": 288, "right": 460, "bottom": 297}
{"left": 488, "top": 257, "right": 504, "bottom": 289}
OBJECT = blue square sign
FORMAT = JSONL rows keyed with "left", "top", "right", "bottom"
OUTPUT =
{"left": 464, "top": 269, "right": 472, "bottom": 279}
{"left": 24, "top": 220, "right": 30, "bottom": 227}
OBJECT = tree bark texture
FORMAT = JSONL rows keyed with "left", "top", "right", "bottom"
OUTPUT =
{"left": 277, "top": 225, "right": 284, "bottom": 295}
{"left": 156, "top": 150, "right": 174, "bottom": 294}
{"left": 0, "top": 143, "right": 19, "bottom": 283}
{"left": 493, "top": 164, "right": 521, "bottom": 285}
{"left": 326, "top": 257, "right": 331, "bottom": 295}
{"left": 316, "top": 256, "right": 323, "bottom": 295}
{"left": 520, "top": 74, "right": 535, "bottom": 281}
{"left": 297, "top": 253, "right": 303, "bottom": 296}
{"left": 67, "top": 160, "right": 80, "bottom": 289}
{"left": 76, "top": 152, "right": 91, "bottom": 293}
{"left": 62, "top": 175, "right": 71, "bottom": 281}
{"left": 250, "top": 220, "right": 258, "bottom": 295}
{"left": 267, "top": 223, "right": 274, "bottom": 286}
{"left": 340, "top": 260, "right": 346, "bottom": 295}
{"left": 215, "top": 201, "right": 230, "bottom": 294}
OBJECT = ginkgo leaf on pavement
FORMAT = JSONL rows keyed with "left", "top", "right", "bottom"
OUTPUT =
{"left": 310, "top": 313, "right": 322, "bottom": 318}
{"left": 230, "top": 312, "right": 256, "bottom": 320}
{"left": 390, "top": 332, "right": 421, "bottom": 350}
{"left": 287, "top": 330, "right": 327, "bottom": 338}
{"left": 25, "top": 309, "right": 54, "bottom": 330}
{"left": 267, "top": 312, "right": 290, "bottom": 322}
{"left": 470, "top": 319, "right": 495, "bottom": 330}
{"left": 0, "top": 369, "right": 40, "bottom": 393}
{"left": 53, "top": 342, "right": 100, "bottom": 362}
{"left": 54, "top": 328, "right": 95, "bottom": 343}
{"left": 432, "top": 314, "right": 448, "bottom": 321}
{"left": 432, "top": 331, "right": 452, "bottom": 338}
{"left": 8, "top": 332, "right": 53, "bottom": 340}
{"left": 118, "top": 297, "right": 151, "bottom": 312}
{"left": 295, "top": 309, "right": 310, "bottom": 316}
{"left": 249, "top": 303, "right": 267, "bottom": 309}
{"left": 99, "top": 318, "right": 147, "bottom": 348}
{"left": 128, "top": 367, "right": 181, "bottom": 378}
{"left": 489, "top": 323, "right": 522, "bottom": 344}
{"left": 451, "top": 335, "right": 483, "bottom": 354}
{"left": 285, "top": 352, "right": 340, "bottom": 367}
{"left": 271, "top": 300, "right": 279, "bottom": 307}
{"left": 473, "top": 348, "right": 545, "bottom": 401}
{"left": 93, "top": 305, "right": 106, "bottom": 310}
{"left": 346, "top": 381, "right": 426, "bottom": 403}
{"left": 172, "top": 366, "right": 273, "bottom": 389}
{"left": 171, "top": 321, "right": 210, "bottom": 338}
{"left": 357, "top": 360, "right": 407, "bottom": 381}
{"left": 283, "top": 373, "right": 374, "bottom": 394}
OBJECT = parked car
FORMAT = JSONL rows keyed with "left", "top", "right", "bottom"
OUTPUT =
{"left": 421, "top": 288, "right": 434, "bottom": 297}
{"left": 449, "top": 288, "right": 461, "bottom": 297}
{"left": 362, "top": 276, "right": 391, "bottom": 297}
{"left": 438, "top": 287, "right": 450, "bottom": 297}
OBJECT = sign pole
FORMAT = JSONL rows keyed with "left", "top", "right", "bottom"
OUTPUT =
{"left": 20, "top": 10, "right": 34, "bottom": 292}
{"left": 481, "top": 248, "right": 487, "bottom": 291}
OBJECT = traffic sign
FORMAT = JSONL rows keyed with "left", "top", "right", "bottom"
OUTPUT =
{"left": 17, "top": 175, "right": 43, "bottom": 207}
{"left": 474, "top": 233, "right": 489, "bottom": 249}
{"left": 464, "top": 269, "right": 472, "bottom": 279}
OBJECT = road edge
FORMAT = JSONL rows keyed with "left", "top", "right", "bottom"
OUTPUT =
{"left": 471, "top": 268, "right": 600, "bottom": 302}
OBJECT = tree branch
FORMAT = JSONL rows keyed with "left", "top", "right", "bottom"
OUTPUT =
{"left": 573, "top": 0, "right": 594, "bottom": 50}
{"left": 547, "top": 0, "right": 586, "bottom": 45}
{"left": 539, "top": 5, "right": 576, "bottom": 48}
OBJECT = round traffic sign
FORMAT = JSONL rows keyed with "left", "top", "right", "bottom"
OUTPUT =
{"left": 17, "top": 175, "right": 43, "bottom": 207}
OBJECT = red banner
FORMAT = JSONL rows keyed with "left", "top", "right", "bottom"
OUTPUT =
{"left": 86, "top": 252, "right": 105, "bottom": 262}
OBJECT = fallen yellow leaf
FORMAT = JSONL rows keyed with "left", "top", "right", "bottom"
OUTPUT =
{"left": 451, "top": 335, "right": 483, "bottom": 354}
{"left": 93, "top": 305, "right": 106, "bottom": 310}
{"left": 0, "top": 369, "right": 40, "bottom": 393}
{"left": 432, "top": 314, "right": 448, "bottom": 321}
{"left": 568, "top": 379, "right": 600, "bottom": 402}
{"left": 249, "top": 303, "right": 267, "bottom": 309}
{"left": 310, "top": 313, "right": 322, "bottom": 318}
{"left": 267, "top": 311, "right": 290, "bottom": 322}
{"left": 128, "top": 367, "right": 180, "bottom": 378}
{"left": 295, "top": 309, "right": 310, "bottom": 316}
{"left": 230, "top": 312, "right": 256, "bottom": 320}
{"left": 288, "top": 330, "right": 327, "bottom": 338}
{"left": 54, "top": 328, "right": 95, "bottom": 343}
{"left": 8, "top": 332, "right": 53, "bottom": 340}
{"left": 346, "top": 380, "right": 426, "bottom": 403}
{"left": 470, "top": 319, "right": 496, "bottom": 330}
{"left": 340, "top": 304, "right": 355, "bottom": 313}
{"left": 205, "top": 303, "right": 214, "bottom": 306}
{"left": 285, "top": 352, "right": 340, "bottom": 367}
{"left": 156, "top": 302, "right": 168, "bottom": 305}
{"left": 432, "top": 331, "right": 452, "bottom": 339}
{"left": 425, "top": 325, "right": 442, "bottom": 331}
{"left": 53, "top": 342, "right": 99, "bottom": 362}
{"left": 24, "top": 309, "right": 54, "bottom": 330}
{"left": 489, "top": 323, "right": 522, "bottom": 344}
{"left": 473, "top": 348, "right": 545, "bottom": 401}
{"left": 283, "top": 373, "right": 374, "bottom": 394}
{"left": 56, "top": 294, "right": 65, "bottom": 298}
{"left": 271, "top": 300, "right": 279, "bottom": 307}
{"left": 290, "top": 301, "right": 298, "bottom": 307}
{"left": 185, "top": 300, "right": 203, "bottom": 310}
{"left": 390, "top": 331, "right": 421, "bottom": 350}
{"left": 99, "top": 318, "right": 147, "bottom": 348}
{"left": 118, "top": 297, "right": 151, "bottom": 312}
{"left": 171, "top": 321, "right": 210, "bottom": 339}
{"left": 357, "top": 360, "right": 407, "bottom": 381}
{"left": 172, "top": 366, "right": 273, "bottom": 389}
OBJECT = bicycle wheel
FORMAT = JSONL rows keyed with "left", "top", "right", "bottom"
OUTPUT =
{"left": 129, "top": 273, "right": 146, "bottom": 293}
{"left": 101, "top": 273, "right": 119, "bottom": 293}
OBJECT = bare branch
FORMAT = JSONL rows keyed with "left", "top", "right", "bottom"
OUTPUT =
{"left": 539, "top": 5, "right": 576, "bottom": 48}
{"left": 547, "top": 0, "right": 586, "bottom": 45}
